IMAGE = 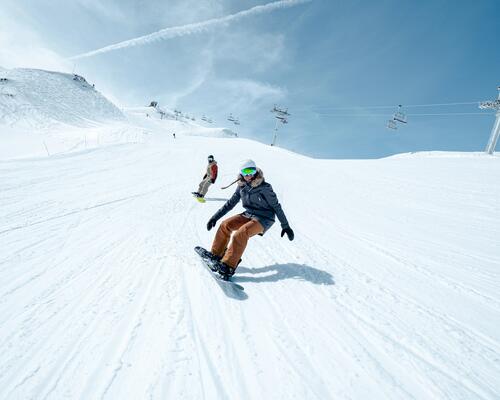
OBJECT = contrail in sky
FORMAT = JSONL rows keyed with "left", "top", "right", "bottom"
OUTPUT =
{"left": 70, "top": 0, "right": 310, "bottom": 60}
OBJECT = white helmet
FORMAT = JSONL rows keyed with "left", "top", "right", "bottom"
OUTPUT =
{"left": 240, "top": 159, "right": 256, "bottom": 170}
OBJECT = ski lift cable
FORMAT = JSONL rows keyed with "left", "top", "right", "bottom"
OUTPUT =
{"left": 317, "top": 112, "right": 495, "bottom": 117}
{"left": 407, "top": 112, "right": 495, "bottom": 116}
{"left": 294, "top": 101, "right": 483, "bottom": 112}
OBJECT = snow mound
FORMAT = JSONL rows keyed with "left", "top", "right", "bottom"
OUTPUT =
{"left": 124, "top": 106, "right": 238, "bottom": 138}
{"left": 0, "top": 67, "right": 124, "bottom": 128}
{"left": 386, "top": 151, "right": 499, "bottom": 159}
{"left": 180, "top": 126, "right": 238, "bottom": 138}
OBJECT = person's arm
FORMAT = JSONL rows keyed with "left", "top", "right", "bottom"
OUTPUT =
{"left": 262, "top": 185, "right": 294, "bottom": 240}
{"left": 208, "top": 187, "right": 241, "bottom": 229}
{"left": 261, "top": 185, "right": 289, "bottom": 228}
{"left": 210, "top": 164, "right": 218, "bottom": 183}
{"left": 214, "top": 188, "right": 240, "bottom": 220}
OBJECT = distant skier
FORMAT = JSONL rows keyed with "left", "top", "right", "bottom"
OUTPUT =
{"left": 193, "top": 155, "right": 218, "bottom": 199}
{"left": 203, "top": 159, "right": 294, "bottom": 278}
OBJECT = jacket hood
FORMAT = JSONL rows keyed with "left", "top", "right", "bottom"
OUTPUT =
{"left": 237, "top": 168, "right": 264, "bottom": 188}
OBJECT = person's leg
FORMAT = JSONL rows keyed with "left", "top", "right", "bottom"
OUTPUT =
{"left": 211, "top": 215, "right": 250, "bottom": 257}
{"left": 198, "top": 177, "right": 212, "bottom": 197}
{"left": 197, "top": 177, "right": 205, "bottom": 195}
{"left": 222, "top": 219, "right": 264, "bottom": 268}
{"left": 198, "top": 175, "right": 208, "bottom": 192}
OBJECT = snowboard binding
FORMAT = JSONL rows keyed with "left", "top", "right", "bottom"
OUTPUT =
{"left": 217, "top": 262, "right": 236, "bottom": 280}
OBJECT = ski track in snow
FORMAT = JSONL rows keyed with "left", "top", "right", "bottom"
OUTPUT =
{"left": 0, "top": 132, "right": 499, "bottom": 399}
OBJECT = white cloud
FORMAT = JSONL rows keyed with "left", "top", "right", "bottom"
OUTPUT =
{"left": 74, "top": 0, "right": 127, "bottom": 21}
{"left": 215, "top": 32, "right": 286, "bottom": 72}
{"left": 199, "top": 78, "right": 287, "bottom": 143}
{"left": 70, "top": 0, "right": 311, "bottom": 60}
{"left": 0, "top": 11, "right": 70, "bottom": 71}
{"left": 163, "top": 48, "right": 215, "bottom": 106}
{"left": 154, "top": 0, "right": 225, "bottom": 27}
{"left": 221, "top": 79, "right": 286, "bottom": 105}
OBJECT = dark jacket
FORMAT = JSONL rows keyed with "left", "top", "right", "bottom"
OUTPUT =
{"left": 211, "top": 169, "right": 289, "bottom": 234}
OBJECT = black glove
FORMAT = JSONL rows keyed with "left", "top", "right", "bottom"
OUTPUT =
{"left": 210, "top": 179, "right": 215, "bottom": 184}
{"left": 207, "top": 217, "right": 217, "bottom": 231}
{"left": 281, "top": 227, "right": 294, "bottom": 241}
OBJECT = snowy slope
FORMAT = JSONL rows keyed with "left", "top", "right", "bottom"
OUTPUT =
{"left": 125, "top": 106, "right": 238, "bottom": 138}
{"left": 1, "top": 127, "right": 499, "bottom": 399}
{"left": 0, "top": 67, "right": 124, "bottom": 128}
{"left": 1, "top": 67, "right": 499, "bottom": 399}
{"left": 0, "top": 67, "right": 236, "bottom": 160}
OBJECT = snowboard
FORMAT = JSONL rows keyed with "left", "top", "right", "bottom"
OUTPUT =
{"left": 194, "top": 246, "right": 244, "bottom": 291}
{"left": 192, "top": 192, "right": 206, "bottom": 203}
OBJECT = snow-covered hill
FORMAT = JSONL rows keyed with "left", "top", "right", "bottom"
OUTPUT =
{"left": 125, "top": 106, "right": 237, "bottom": 138}
{"left": 0, "top": 67, "right": 237, "bottom": 160}
{"left": 0, "top": 67, "right": 124, "bottom": 128}
{"left": 0, "top": 69, "right": 499, "bottom": 400}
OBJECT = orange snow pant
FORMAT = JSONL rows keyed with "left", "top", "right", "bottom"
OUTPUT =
{"left": 211, "top": 214, "right": 264, "bottom": 268}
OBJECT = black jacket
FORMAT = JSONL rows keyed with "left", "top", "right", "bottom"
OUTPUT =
{"left": 211, "top": 169, "right": 289, "bottom": 234}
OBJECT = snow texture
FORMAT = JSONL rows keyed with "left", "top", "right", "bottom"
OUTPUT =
{"left": 0, "top": 68, "right": 124, "bottom": 128}
{"left": 0, "top": 67, "right": 499, "bottom": 400}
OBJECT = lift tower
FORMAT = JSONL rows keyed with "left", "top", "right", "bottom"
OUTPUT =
{"left": 480, "top": 86, "right": 500, "bottom": 155}
{"left": 270, "top": 105, "right": 290, "bottom": 146}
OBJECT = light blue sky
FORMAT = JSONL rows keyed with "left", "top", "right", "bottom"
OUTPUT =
{"left": 1, "top": 0, "right": 499, "bottom": 158}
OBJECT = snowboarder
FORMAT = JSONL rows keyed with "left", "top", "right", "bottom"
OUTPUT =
{"left": 205, "top": 159, "right": 294, "bottom": 277}
{"left": 193, "top": 155, "right": 218, "bottom": 199}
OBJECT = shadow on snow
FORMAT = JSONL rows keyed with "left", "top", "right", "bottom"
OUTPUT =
{"left": 234, "top": 263, "right": 335, "bottom": 286}
{"left": 204, "top": 197, "right": 229, "bottom": 202}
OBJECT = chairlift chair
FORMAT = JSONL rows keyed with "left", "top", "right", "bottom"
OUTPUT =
{"left": 387, "top": 119, "right": 397, "bottom": 130}
{"left": 393, "top": 105, "right": 407, "bottom": 124}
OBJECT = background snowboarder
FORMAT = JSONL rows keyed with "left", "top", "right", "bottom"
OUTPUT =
{"left": 193, "top": 155, "right": 218, "bottom": 199}
{"left": 205, "top": 159, "right": 294, "bottom": 277}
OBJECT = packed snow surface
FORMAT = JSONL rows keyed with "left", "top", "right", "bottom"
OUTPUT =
{"left": 1, "top": 69, "right": 499, "bottom": 399}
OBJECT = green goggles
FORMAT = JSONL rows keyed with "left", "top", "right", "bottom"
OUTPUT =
{"left": 241, "top": 167, "right": 257, "bottom": 176}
